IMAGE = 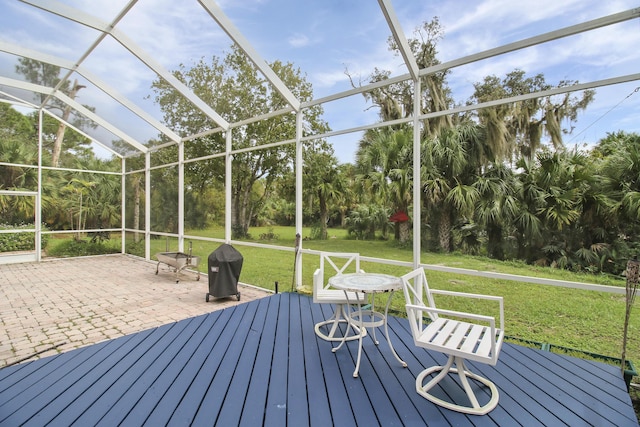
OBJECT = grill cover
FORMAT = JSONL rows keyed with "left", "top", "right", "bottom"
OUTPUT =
{"left": 207, "top": 244, "right": 243, "bottom": 299}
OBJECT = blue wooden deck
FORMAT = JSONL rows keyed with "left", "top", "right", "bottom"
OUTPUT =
{"left": 0, "top": 292, "right": 637, "bottom": 426}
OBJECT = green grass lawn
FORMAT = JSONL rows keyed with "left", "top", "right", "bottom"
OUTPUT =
{"left": 44, "top": 225, "right": 639, "bottom": 375}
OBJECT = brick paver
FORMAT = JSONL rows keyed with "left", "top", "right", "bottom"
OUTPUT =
{"left": 0, "top": 254, "right": 272, "bottom": 368}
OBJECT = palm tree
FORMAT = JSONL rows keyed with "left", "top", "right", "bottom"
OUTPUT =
{"left": 473, "top": 164, "right": 519, "bottom": 260}
{"left": 334, "top": 164, "right": 357, "bottom": 228}
{"left": 356, "top": 128, "right": 413, "bottom": 244}
{"left": 600, "top": 133, "right": 640, "bottom": 223}
{"left": 62, "top": 178, "right": 96, "bottom": 238}
{"left": 597, "top": 132, "right": 640, "bottom": 271}
{"left": 0, "top": 132, "right": 39, "bottom": 225}
{"left": 303, "top": 141, "right": 344, "bottom": 240}
{"left": 421, "top": 124, "right": 487, "bottom": 252}
{"left": 514, "top": 148, "right": 602, "bottom": 269}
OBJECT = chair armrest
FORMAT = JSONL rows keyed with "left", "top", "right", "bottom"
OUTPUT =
{"left": 429, "top": 289, "right": 504, "bottom": 332}
{"left": 406, "top": 304, "right": 496, "bottom": 327}
{"left": 430, "top": 289, "right": 502, "bottom": 302}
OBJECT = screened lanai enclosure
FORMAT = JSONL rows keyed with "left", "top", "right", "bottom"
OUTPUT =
{"left": 3, "top": 1, "right": 640, "bottom": 425}
{"left": 0, "top": 0, "right": 639, "bottom": 284}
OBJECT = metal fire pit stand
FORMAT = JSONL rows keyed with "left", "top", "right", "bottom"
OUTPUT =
{"left": 155, "top": 241, "right": 201, "bottom": 283}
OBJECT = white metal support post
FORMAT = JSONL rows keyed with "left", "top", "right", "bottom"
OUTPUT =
{"left": 178, "top": 140, "right": 185, "bottom": 252}
{"left": 295, "top": 111, "right": 304, "bottom": 290}
{"left": 145, "top": 151, "right": 151, "bottom": 260}
{"left": 225, "top": 130, "right": 233, "bottom": 243}
{"left": 121, "top": 157, "right": 126, "bottom": 254}
{"left": 35, "top": 109, "right": 43, "bottom": 261}
{"left": 412, "top": 78, "right": 421, "bottom": 270}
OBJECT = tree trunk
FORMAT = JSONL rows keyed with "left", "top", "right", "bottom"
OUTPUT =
{"left": 231, "top": 189, "right": 251, "bottom": 238}
{"left": 51, "top": 122, "right": 67, "bottom": 168}
{"left": 77, "top": 192, "right": 82, "bottom": 240}
{"left": 438, "top": 213, "right": 452, "bottom": 252}
{"left": 133, "top": 179, "right": 140, "bottom": 243}
{"left": 399, "top": 221, "right": 410, "bottom": 244}
{"left": 51, "top": 80, "right": 85, "bottom": 167}
{"left": 487, "top": 223, "right": 504, "bottom": 260}
{"left": 242, "top": 187, "right": 251, "bottom": 235}
{"left": 319, "top": 192, "right": 328, "bottom": 240}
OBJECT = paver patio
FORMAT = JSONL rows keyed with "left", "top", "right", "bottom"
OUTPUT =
{"left": 0, "top": 254, "right": 271, "bottom": 368}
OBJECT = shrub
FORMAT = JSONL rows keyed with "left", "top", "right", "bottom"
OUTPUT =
{"left": 259, "top": 227, "right": 279, "bottom": 241}
{"left": 46, "top": 239, "right": 119, "bottom": 257}
{"left": 126, "top": 240, "right": 145, "bottom": 257}
{"left": 0, "top": 223, "right": 49, "bottom": 251}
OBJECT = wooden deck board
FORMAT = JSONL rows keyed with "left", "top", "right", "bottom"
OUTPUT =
{"left": 310, "top": 300, "right": 359, "bottom": 427}
{"left": 0, "top": 292, "right": 637, "bottom": 427}
{"left": 300, "top": 293, "right": 334, "bottom": 427}
{"left": 161, "top": 306, "right": 238, "bottom": 426}
{"left": 71, "top": 317, "right": 209, "bottom": 426}
{"left": 239, "top": 296, "right": 280, "bottom": 427}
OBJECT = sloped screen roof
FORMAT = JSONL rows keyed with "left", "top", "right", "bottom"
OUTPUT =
{"left": 0, "top": 0, "right": 638, "bottom": 160}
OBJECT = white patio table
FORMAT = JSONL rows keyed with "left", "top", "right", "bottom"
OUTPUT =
{"left": 328, "top": 272, "right": 407, "bottom": 378}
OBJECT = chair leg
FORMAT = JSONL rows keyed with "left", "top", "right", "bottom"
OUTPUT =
{"left": 314, "top": 304, "right": 365, "bottom": 342}
{"left": 415, "top": 355, "right": 499, "bottom": 415}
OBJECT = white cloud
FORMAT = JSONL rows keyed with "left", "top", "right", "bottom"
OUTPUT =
{"left": 439, "top": 0, "right": 593, "bottom": 39}
{"left": 288, "top": 34, "right": 310, "bottom": 48}
{"left": 118, "top": 0, "right": 229, "bottom": 68}
{"left": 312, "top": 69, "right": 352, "bottom": 90}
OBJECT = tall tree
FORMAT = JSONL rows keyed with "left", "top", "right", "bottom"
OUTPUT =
{"left": 303, "top": 140, "right": 345, "bottom": 239}
{"left": 0, "top": 105, "right": 39, "bottom": 224}
{"left": 471, "top": 69, "right": 595, "bottom": 162}
{"left": 473, "top": 164, "right": 519, "bottom": 260}
{"left": 597, "top": 131, "right": 640, "bottom": 270}
{"left": 0, "top": 104, "right": 38, "bottom": 189}
{"left": 350, "top": 18, "right": 455, "bottom": 137}
{"left": 149, "top": 45, "right": 329, "bottom": 236}
{"left": 51, "top": 79, "right": 86, "bottom": 167}
{"left": 15, "top": 58, "right": 95, "bottom": 167}
{"left": 421, "top": 124, "right": 485, "bottom": 252}
{"left": 334, "top": 163, "right": 357, "bottom": 228}
{"left": 356, "top": 127, "right": 413, "bottom": 244}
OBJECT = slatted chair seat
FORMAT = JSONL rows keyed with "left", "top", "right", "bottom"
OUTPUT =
{"left": 313, "top": 252, "right": 366, "bottom": 342}
{"left": 401, "top": 268, "right": 504, "bottom": 415}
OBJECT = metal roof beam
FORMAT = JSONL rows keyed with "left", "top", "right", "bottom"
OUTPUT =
{"left": 19, "top": 0, "right": 230, "bottom": 130}
{"left": 0, "top": 91, "right": 39, "bottom": 109}
{"left": 198, "top": 0, "right": 302, "bottom": 112}
{"left": 418, "top": 7, "right": 640, "bottom": 78}
{"left": 0, "top": 76, "right": 148, "bottom": 153}
{"left": 41, "top": 109, "right": 123, "bottom": 159}
{"left": 55, "top": 91, "right": 148, "bottom": 153}
{"left": 378, "top": 0, "right": 419, "bottom": 81}
{"left": 0, "top": 40, "right": 181, "bottom": 144}
{"left": 33, "top": 1, "right": 136, "bottom": 111}
{"left": 305, "top": 7, "right": 640, "bottom": 108}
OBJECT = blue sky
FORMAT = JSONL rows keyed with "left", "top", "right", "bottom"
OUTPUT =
{"left": 0, "top": 0, "right": 638, "bottom": 163}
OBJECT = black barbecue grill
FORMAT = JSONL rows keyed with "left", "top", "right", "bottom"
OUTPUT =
{"left": 206, "top": 244, "right": 243, "bottom": 302}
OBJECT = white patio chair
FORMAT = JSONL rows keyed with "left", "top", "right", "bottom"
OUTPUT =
{"left": 313, "top": 252, "right": 366, "bottom": 341}
{"left": 401, "top": 267, "right": 504, "bottom": 415}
